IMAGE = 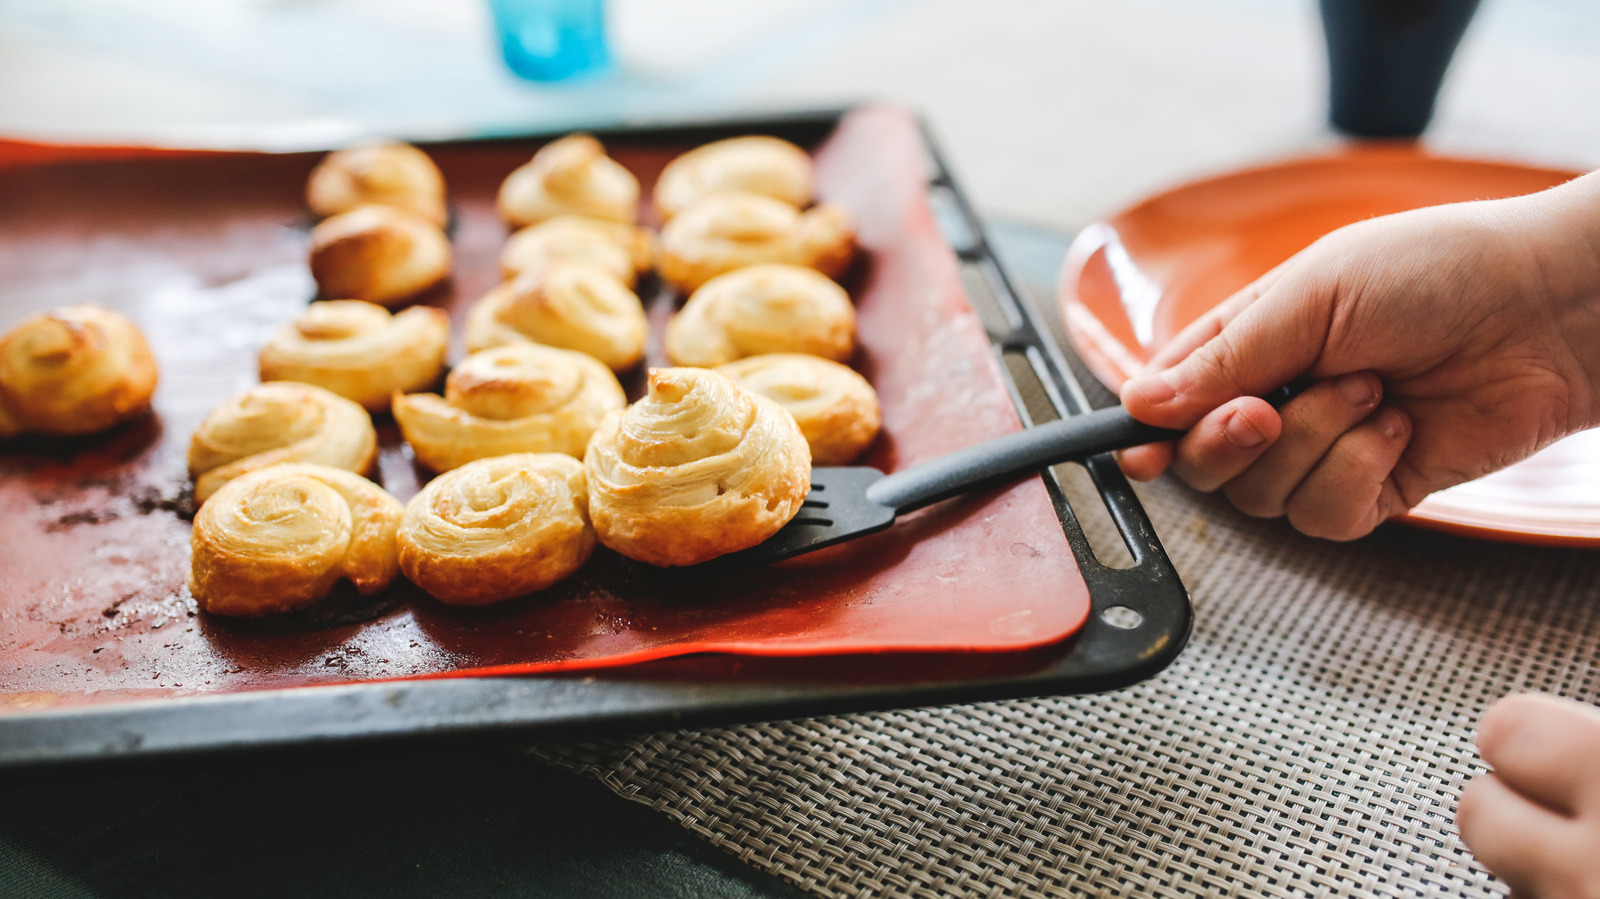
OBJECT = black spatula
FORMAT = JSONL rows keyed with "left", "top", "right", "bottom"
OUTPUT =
{"left": 714, "top": 384, "right": 1305, "bottom": 568}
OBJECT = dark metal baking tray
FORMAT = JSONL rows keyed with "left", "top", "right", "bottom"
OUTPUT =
{"left": 0, "top": 107, "right": 1190, "bottom": 766}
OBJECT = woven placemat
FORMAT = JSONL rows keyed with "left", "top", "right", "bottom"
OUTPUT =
{"left": 531, "top": 477, "right": 1598, "bottom": 897}
{"left": 528, "top": 226, "right": 1600, "bottom": 898}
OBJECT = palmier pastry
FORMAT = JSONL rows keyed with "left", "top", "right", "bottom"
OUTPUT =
{"left": 258, "top": 300, "right": 449, "bottom": 411}
{"left": 189, "top": 463, "right": 402, "bottom": 617}
{"left": 654, "top": 135, "right": 813, "bottom": 221}
{"left": 656, "top": 191, "right": 855, "bottom": 294}
{"left": 397, "top": 453, "right": 595, "bottom": 605}
{"left": 463, "top": 262, "right": 648, "bottom": 371}
{"left": 305, "top": 141, "right": 448, "bottom": 227}
{"left": 0, "top": 306, "right": 158, "bottom": 438}
{"left": 393, "top": 344, "right": 625, "bottom": 472}
{"left": 309, "top": 205, "right": 452, "bottom": 307}
{"left": 500, "top": 215, "right": 653, "bottom": 286}
{"left": 189, "top": 381, "right": 377, "bottom": 504}
{"left": 497, "top": 134, "right": 639, "bottom": 228}
{"left": 585, "top": 367, "right": 810, "bottom": 567}
{"left": 716, "top": 354, "right": 881, "bottom": 465}
{"left": 665, "top": 264, "right": 855, "bottom": 367}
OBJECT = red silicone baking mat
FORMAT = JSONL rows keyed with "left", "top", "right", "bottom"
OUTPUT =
{"left": 0, "top": 105, "right": 1092, "bottom": 711}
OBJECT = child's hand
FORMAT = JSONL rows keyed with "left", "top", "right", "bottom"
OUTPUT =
{"left": 1458, "top": 693, "right": 1600, "bottom": 898}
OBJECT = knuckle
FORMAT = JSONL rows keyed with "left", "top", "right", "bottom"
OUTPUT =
{"left": 1222, "top": 480, "right": 1283, "bottom": 519}
{"left": 1169, "top": 459, "right": 1221, "bottom": 495}
{"left": 1189, "top": 332, "right": 1250, "bottom": 390}
{"left": 1286, "top": 498, "right": 1374, "bottom": 542}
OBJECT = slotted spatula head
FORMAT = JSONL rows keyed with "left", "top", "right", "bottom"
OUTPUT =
{"left": 710, "top": 467, "right": 896, "bottom": 568}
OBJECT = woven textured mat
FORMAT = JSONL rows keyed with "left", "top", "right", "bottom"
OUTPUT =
{"left": 531, "top": 480, "right": 1599, "bottom": 897}
{"left": 527, "top": 229, "right": 1600, "bottom": 898}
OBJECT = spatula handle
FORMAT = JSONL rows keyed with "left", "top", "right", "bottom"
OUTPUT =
{"left": 865, "top": 382, "right": 1307, "bottom": 515}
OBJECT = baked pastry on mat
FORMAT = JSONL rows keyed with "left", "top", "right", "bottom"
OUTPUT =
{"left": 305, "top": 141, "right": 448, "bottom": 227}
{"left": 189, "top": 463, "right": 402, "bottom": 617}
{"left": 0, "top": 305, "right": 158, "bottom": 438}
{"left": 500, "top": 215, "right": 654, "bottom": 287}
{"left": 715, "top": 353, "right": 880, "bottom": 465}
{"left": 497, "top": 134, "right": 639, "bottom": 228}
{"left": 585, "top": 367, "right": 810, "bottom": 567}
{"left": 188, "top": 381, "right": 377, "bottom": 504}
{"left": 653, "top": 135, "right": 814, "bottom": 221}
{"left": 464, "top": 262, "right": 648, "bottom": 371}
{"left": 665, "top": 264, "right": 855, "bottom": 367}
{"left": 393, "top": 343, "right": 625, "bottom": 472}
{"left": 258, "top": 300, "right": 449, "bottom": 412}
{"left": 656, "top": 191, "right": 854, "bottom": 293}
{"left": 397, "top": 453, "right": 595, "bottom": 606}
{"left": 309, "top": 205, "right": 452, "bottom": 307}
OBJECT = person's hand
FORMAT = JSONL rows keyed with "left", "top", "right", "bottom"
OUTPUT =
{"left": 1118, "top": 171, "right": 1600, "bottom": 539}
{"left": 1458, "top": 693, "right": 1600, "bottom": 898}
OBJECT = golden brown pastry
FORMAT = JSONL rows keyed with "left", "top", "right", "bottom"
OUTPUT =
{"left": 189, "top": 463, "right": 402, "bottom": 617}
{"left": 393, "top": 344, "right": 625, "bottom": 472}
{"left": 463, "top": 262, "right": 648, "bottom": 371}
{"left": 585, "top": 367, "right": 810, "bottom": 567}
{"left": 654, "top": 135, "right": 814, "bottom": 221}
{"left": 309, "top": 205, "right": 452, "bottom": 307}
{"left": 305, "top": 141, "right": 448, "bottom": 227}
{"left": 397, "top": 453, "right": 595, "bottom": 605}
{"left": 500, "top": 215, "right": 653, "bottom": 286}
{"left": 189, "top": 381, "right": 377, "bottom": 504}
{"left": 665, "top": 264, "right": 856, "bottom": 367}
{"left": 258, "top": 300, "right": 449, "bottom": 412}
{"left": 656, "top": 191, "right": 855, "bottom": 294}
{"left": 0, "top": 306, "right": 158, "bottom": 438}
{"left": 497, "top": 134, "right": 639, "bottom": 228}
{"left": 716, "top": 354, "right": 881, "bottom": 465}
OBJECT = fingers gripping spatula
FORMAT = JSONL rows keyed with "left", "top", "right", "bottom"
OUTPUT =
{"left": 715, "top": 385, "right": 1304, "bottom": 569}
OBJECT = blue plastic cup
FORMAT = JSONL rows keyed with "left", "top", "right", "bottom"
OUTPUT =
{"left": 488, "top": 0, "right": 611, "bottom": 82}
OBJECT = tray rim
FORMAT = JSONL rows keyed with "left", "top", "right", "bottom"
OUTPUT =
{"left": 0, "top": 105, "right": 1192, "bottom": 768}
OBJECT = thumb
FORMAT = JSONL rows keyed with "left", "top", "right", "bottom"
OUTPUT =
{"left": 1120, "top": 283, "right": 1332, "bottom": 428}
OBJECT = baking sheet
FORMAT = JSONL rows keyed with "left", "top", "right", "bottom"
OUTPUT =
{"left": 0, "top": 106, "right": 1096, "bottom": 712}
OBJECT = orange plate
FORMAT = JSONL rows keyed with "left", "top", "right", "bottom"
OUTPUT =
{"left": 1057, "top": 145, "right": 1600, "bottom": 547}
{"left": 0, "top": 106, "right": 1092, "bottom": 711}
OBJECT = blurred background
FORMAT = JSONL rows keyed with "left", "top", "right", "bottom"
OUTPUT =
{"left": 3, "top": 4, "right": 1600, "bottom": 896}
{"left": 3, "top": 0, "right": 1598, "bottom": 233}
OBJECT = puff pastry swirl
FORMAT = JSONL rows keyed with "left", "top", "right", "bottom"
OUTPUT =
{"left": 665, "top": 264, "right": 856, "bottom": 367}
{"left": 189, "top": 463, "right": 402, "bottom": 617}
{"left": 0, "top": 306, "right": 158, "bottom": 438}
{"left": 258, "top": 300, "right": 449, "bottom": 411}
{"left": 306, "top": 141, "right": 448, "bottom": 227}
{"left": 500, "top": 215, "right": 654, "bottom": 286}
{"left": 309, "top": 205, "right": 452, "bottom": 307}
{"left": 585, "top": 367, "right": 810, "bottom": 567}
{"left": 497, "top": 134, "right": 639, "bottom": 228}
{"left": 653, "top": 135, "right": 814, "bottom": 221}
{"left": 464, "top": 262, "right": 648, "bottom": 371}
{"left": 393, "top": 343, "right": 625, "bottom": 472}
{"left": 716, "top": 353, "right": 881, "bottom": 465}
{"left": 656, "top": 191, "right": 855, "bottom": 294}
{"left": 397, "top": 453, "right": 595, "bottom": 605}
{"left": 189, "top": 381, "right": 377, "bottom": 504}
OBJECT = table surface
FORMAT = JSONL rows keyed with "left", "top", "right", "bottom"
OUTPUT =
{"left": 3, "top": 2, "right": 1599, "bottom": 897}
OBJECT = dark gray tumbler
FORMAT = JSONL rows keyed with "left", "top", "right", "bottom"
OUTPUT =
{"left": 1320, "top": 0, "right": 1481, "bottom": 138}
